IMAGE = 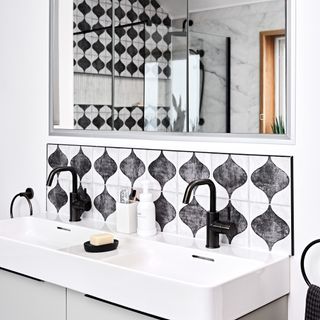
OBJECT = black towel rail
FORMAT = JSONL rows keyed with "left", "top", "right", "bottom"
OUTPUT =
{"left": 301, "top": 239, "right": 320, "bottom": 287}
{"left": 10, "top": 188, "right": 34, "bottom": 219}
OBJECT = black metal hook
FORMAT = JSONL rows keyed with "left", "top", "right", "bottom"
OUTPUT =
{"left": 10, "top": 188, "right": 34, "bottom": 219}
{"left": 301, "top": 239, "right": 320, "bottom": 287}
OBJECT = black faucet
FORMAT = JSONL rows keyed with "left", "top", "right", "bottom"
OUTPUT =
{"left": 183, "top": 179, "right": 236, "bottom": 249}
{"left": 46, "top": 166, "right": 92, "bottom": 222}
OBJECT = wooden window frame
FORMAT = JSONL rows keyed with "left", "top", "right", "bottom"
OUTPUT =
{"left": 260, "top": 29, "right": 286, "bottom": 134}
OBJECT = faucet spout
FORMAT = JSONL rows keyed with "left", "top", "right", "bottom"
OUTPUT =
{"left": 46, "top": 166, "right": 78, "bottom": 193}
{"left": 182, "top": 178, "right": 216, "bottom": 213}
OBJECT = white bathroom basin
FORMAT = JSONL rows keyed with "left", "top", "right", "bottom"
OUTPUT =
{"left": 0, "top": 216, "right": 102, "bottom": 249}
{"left": 0, "top": 217, "right": 290, "bottom": 320}
{"left": 105, "top": 243, "right": 264, "bottom": 287}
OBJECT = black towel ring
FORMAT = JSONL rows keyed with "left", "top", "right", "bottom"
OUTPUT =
{"left": 10, "top": 188, "right": 34, "bottom": 219}
{"left": 301, "top": 239, "right": 320, "bottom": 287}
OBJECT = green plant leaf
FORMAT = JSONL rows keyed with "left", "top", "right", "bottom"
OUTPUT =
{"left": 271, "top": 116, "right": 285, "bottom": 134}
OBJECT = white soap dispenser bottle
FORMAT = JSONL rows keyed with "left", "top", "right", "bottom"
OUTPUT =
{"left": 137, "top": 180, "right": 157, "bottom": 237}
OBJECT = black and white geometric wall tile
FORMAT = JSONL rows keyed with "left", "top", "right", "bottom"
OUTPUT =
{"left": 74, "top": 0, "right": 171, "bottom": 79}
{"left": 93, "top": 148, "right": 118, "bottom": 220}
{"left": 177, "top": 152, "right": 212, "bottom": 195}
{"left": 177, "top": 152, "right": 211, "bottom": 237}
{"left": 249, "top": 156, "right": 291, "bottom": 252}
{"left": 48, "top": 145, "right": 69, "bottom": 169}
{"left": 47, "top": 144, "right": 293, "bottom": 254}
{"left": 120, "top": 149, "right": 146, "bottom": 187}
{"left": 213, "top": 155, "right": 248, "bottom": 243}
{"left": 148, "top": 150, "right": 177, "bottom": 231}
{"left": 74, "top": 104, "right": 172, "bottom": 131}
{"left": 47, "top": 145, "right": 71, "bottom": 217}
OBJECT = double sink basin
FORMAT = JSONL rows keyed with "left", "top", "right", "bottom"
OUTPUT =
{"left": 0, "top": 216, "right": 289, "bottom": 320}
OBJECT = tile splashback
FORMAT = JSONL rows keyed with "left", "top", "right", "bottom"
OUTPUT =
{"left": 47, "top": 144, "right": 293, "bottom": 255}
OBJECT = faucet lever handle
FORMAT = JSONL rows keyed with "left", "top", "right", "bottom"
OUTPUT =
{"left": 211, "top": 221, "right": 236, "bottom": 232}
{"left": 80, "top": 188, "right": 92, "bottom": 211}
{"left": 211, "top": 221, "right": 237, "bottom": 243}
{"left": 83, "top": 194, "right": 92, "bottom": 211}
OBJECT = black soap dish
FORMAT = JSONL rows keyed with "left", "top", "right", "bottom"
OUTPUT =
{"left": 84, "top": 239, "right": 119, "bottom": 253}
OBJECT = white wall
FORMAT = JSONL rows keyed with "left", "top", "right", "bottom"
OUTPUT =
{"left": 0, "top": 0, "right": 49, "bottom": 217}
{"left": 0, "top": 0, "right": 319, "bottom": 319}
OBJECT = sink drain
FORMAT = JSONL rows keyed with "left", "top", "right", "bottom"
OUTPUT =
{"left": 57, "top": 226, "right": 71, "bottom": 232}
{"left": 192, "top": 254, "right": 215, "bottom": 262}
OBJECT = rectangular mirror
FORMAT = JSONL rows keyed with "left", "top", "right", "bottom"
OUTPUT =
{"left": 50, "top": 0, "right": 291, "bottom": 138}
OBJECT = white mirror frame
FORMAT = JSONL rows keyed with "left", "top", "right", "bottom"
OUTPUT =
{"left": 49, "top": 0, "right": 296, "bottom": 145}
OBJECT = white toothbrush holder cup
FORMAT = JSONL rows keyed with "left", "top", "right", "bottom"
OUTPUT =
{"left": 116, "top": 202, "right": 138, "bottom": 234}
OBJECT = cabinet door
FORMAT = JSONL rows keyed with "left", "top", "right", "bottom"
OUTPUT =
{"left": 0, "top": 268, "right": 66, "bottom": 320}
{"left": 67, "top": 289, "right": 162, "bottom": 320}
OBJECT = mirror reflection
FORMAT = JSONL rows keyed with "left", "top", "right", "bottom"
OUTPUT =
{"left": 54, "top": 0, "right": 287, "bottom": 135}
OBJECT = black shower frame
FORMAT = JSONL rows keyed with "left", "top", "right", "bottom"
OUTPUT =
{"left": 226, "top": 37, "right": 231, "bottom": 133}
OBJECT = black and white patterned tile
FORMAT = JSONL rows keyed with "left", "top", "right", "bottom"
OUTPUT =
{"left": 47, "top": 145, "right": 71, "bottom": 219}
{"left": 211, "top": 154, "right": 231, "bottom": 199}
{"left": 74, "top": 104, "right": 171, "bottom": 131}
{"left": 249, "top": 156, "right": 291, "bottom": 206}
{"left": 212, "top": 154, "right": 249, "bottom": 201}
{"left": 74, "top": 0, "right": 171, "bottom": 79}
{"left": 69, "top": 146, "right": 93, "bottom": 183}
{"left": 74, "top": 105, "right": 93, "bottom": 130}
{"left": 118, "top": 148, "right": 147, "bottom": 189}
{"left": 48, "top": 144, "right": 69, "bottom": 170}
{"left": 47, "top": 177, "right": 72, "bottom": 221}
{"left": 177, "top": 153, "right": 214, "bottom": 239}
{"left": 92, "top": 147, "right": 119, "bottom": 222}
{"left": 153, "top": 190, "right": 177, "bottom": 233}
{"left": 177, "top": 152, "right": 211, "bottom": 195}
{"left": 177, "top": 193, "right": 208, "bottom": 239}
{"left": 248, "top": 156, "right": 291, "bottom": 252}
{"left": 91, "top": 105, "right": 112, "bottom": 131}
{"left": 92, "top": 183, "right": 118, "bottom": 222}
{"left": 147, "top": 150, "right": 177, "bottom": 192}
{"left": 212, "top": 154, "right": 249, "bottom": 243}
{"left": 46, "top": 144, "right": 293, "bottom": 254}
{"left": 147, "top": 150, "right": 177, "bottom": 231}
{"left": 48, "top": 180, "right": 68, "bottom": 213}
{"left": 93, "top": 147, "right": 119, "bottom": 185}
{"left": 249, "top": 203, "right": 291, "bottom": 252}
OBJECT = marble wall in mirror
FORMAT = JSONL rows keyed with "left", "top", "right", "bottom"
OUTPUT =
{"left": 53, "top": 0, "right": 287, "bottom": 135}
{"left": 187, "top": 0, "right": 286, "bottom": 134}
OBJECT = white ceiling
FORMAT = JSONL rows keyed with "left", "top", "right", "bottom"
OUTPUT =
{"left": 158, "top": 0, "right": 282, "bottom": 18}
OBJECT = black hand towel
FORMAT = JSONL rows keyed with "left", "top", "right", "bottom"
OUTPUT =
{"left": 305, "top": 284, "right": 320, "bottom": 320}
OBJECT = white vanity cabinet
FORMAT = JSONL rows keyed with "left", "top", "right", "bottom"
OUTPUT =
{"left": 0, "top": 266, "right": 287, "bottom": 320}
{"left": 67, "top": 289, "right": 159, "bottom": 320}
{"left": 0, "top": 268, "right": 66, "bottom": 320}
{"left": 0, "top": 268, "right": 157, "bottom": 320}
{"left": 66, "top": 289, "right": 287, "bottom": 320}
